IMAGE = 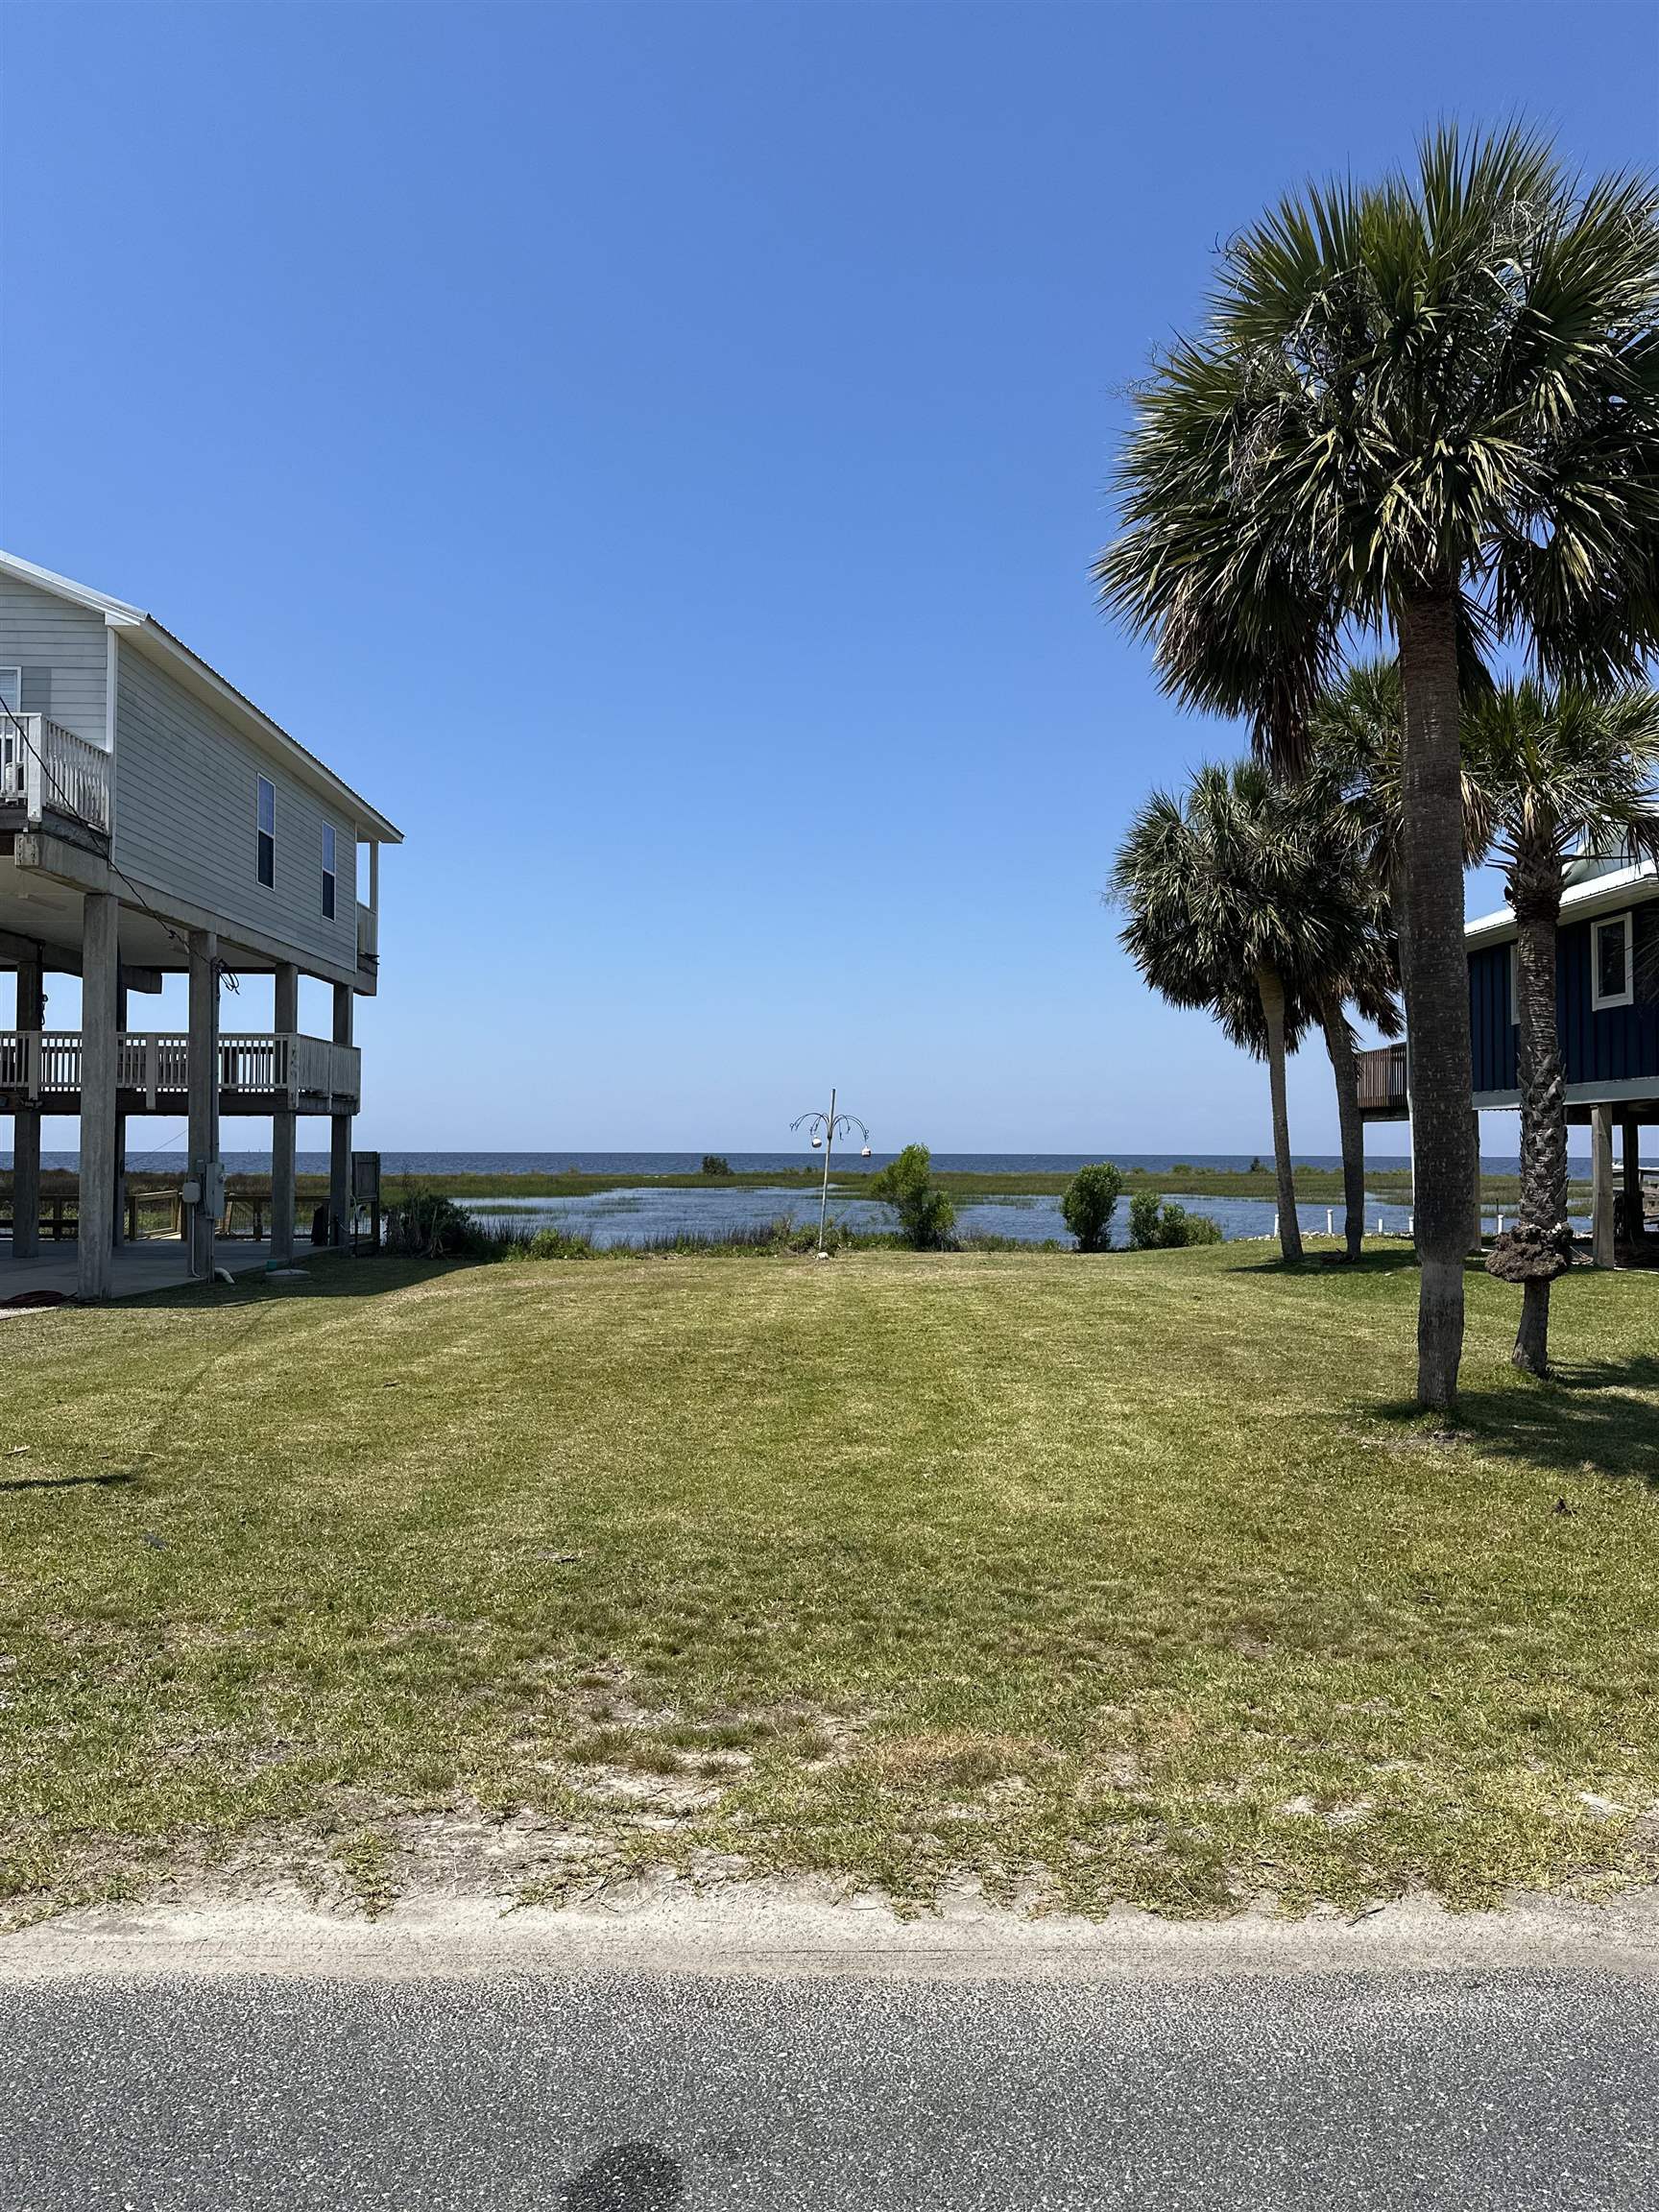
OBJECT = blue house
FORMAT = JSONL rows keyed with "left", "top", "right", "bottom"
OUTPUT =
{"left": 1464, "top": 856, "right": 1659, "bottom": 1115}
{"left": 1359, "top": 855, "right": 1658, "bottom": 1261}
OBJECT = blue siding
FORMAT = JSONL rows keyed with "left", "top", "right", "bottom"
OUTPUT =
{"left": 1471, "top": 903, "right": 1659, "bottom": 1092}
{"left": 1468, "top": 943, "right": 1516, "bottom": 1093}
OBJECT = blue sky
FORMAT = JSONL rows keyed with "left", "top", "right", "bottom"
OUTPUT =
{"left": 4, "top": 2, "right": 1655, "bottom": 1156}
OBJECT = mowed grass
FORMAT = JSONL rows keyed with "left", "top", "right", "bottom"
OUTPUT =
{"left": 2, "top": 1243, "right": 1658, "bottom": 1924}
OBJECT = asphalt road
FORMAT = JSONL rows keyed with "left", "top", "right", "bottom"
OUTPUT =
{"left": 4, "top": 1967, "right": 1656, "bottom": 2210}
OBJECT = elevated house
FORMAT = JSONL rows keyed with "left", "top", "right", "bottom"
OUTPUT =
{"left": 0, "top": 551, "right": 400, "bottom": 1298}
{"left": 1359, "top": 854, "right": 1659, "bottom": 1263}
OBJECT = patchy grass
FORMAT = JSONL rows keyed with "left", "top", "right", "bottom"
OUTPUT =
{"left": 1, "top": 1243, "right": 1657, "bottom": 1924}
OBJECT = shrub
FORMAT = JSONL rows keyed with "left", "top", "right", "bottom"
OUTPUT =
{"left": 1128, "top": 1192, "right": 1223, "bottom": 1250}
{"left": 384, "top": 1186, "right": 484, "bottom": 1258}
{"left": 867, "top": 1142, "right": 957, "bottom": 1250}
{"left": 700, "top": 1154, "right": 732, "bottom": 1177}
{"left": 1060, "top": 1162, "right": 1124, "bottom": 1253}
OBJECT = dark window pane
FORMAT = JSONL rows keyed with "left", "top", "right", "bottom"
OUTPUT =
{"left": 323, "top": 871, "right": 335, "bottom": 919}
{"left": 258, "top": 830, "right": 275, "bottom": 888}
{"left": 1598, "top": 922, "right": 1626, "bottom": 999}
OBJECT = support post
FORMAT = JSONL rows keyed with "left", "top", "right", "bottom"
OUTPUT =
{"left": 1622, "top": 1118, "right": 1643, "bottom": 1256}
{"left": 111, "top": 975, "right": 129, "bottom": 1251}
{"left": 1591, "top": 1104, "right": 1617, "bottom": 1270}
{"left": 188, "top": 929, "right": 219, "bottom": 1280}
{"left": 272, "top": 963, "right": 299, "bottom": 1263}
{"left": 1470, "top": 1110, "right": 1483, "bottom": 1252}
{"left": 77, "top": 895, "right": 119, "bottom": 1301}
{"left": 12, "top": 949, "right": 42, "bottom": 1259}
{"left": 329, "top": 979, "right": 353, "bottom": 1247}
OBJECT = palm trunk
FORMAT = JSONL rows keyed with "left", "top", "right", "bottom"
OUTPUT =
{"left": 1511, "top": 849, "right": 1568, "bottom": 1377}
{"left": 1515, "top": 1277, "right": 1551, "bottom": 1375}
{"left": 1257, "top": 964, "right": 1303, "bottom": 1262}
{"left": 1395, "top": 590, "right": 1477, "bottom": 1409}
{"left": 1320, "top": 998, "right": 1366, "bottom": 1262}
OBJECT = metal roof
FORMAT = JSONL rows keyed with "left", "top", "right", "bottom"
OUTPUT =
{"left": 1465, "top": 856, "right": 1659, "bottom": 948}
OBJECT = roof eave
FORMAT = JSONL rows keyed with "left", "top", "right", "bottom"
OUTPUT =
{"left": 2, "top": 548, "right": 402, "bottom": 845}
{"left": 1465, "top": 858, "right": 1659, "bottom": 948}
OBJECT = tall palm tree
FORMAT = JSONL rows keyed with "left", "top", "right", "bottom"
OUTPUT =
{"left": 1461, "top": 684, "right": 1659, "bottom": 1375}
{"left": 1311, "top": 660, "right": 1488, "bottom": 1256}
{"left": 1316, "top": 902, "right": 1402, "bottom": 1264}
{"left": 1097, "top": 127, "right": 1659, "bottom": 1407}
{"left": 1112, "top": 761, "right": 1397, "bottom": 1263}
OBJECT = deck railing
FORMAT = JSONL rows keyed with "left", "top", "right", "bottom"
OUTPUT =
{"left": 1357, "top": 1041, "right": 1409, "bottom": 1114}
{"left": 0, "top": 713, "right": 112, "bottom": 834}
{"left": 0, "top": 1030, "right": 360, "bottom": 1108}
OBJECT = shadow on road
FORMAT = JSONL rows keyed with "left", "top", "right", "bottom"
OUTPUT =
{"left": 562, "top": 2142, "right": 685, "bottom": 2211}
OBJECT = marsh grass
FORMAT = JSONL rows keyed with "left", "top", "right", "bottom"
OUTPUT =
{"left": 2, "top": 1243, "right": 1657, "bottom": 1924}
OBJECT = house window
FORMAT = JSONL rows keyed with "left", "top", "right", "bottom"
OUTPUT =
{"left": 323, "top": 824, "right": 337, "bottom": 920}
{"left": 0, "top": 671, "right": 19, "bottom": 787}
{"left": 256, "top": 775, "right": 276, "bottom": 889}
{"left": 1591, "top": 912, "right": 1633, "bottom": 1011}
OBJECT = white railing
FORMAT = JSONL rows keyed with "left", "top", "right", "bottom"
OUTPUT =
{"left": 0, "top": 713, "right": 111, "bottom": 834}
{"left": 291, "top": 1034, "right": 361, "bottom": 1103}
{"left": 356, "top": 901, "right": 378, "bottom": 962}
{"left": 0, "top": 1030, "right": 359, "bottom": 1107}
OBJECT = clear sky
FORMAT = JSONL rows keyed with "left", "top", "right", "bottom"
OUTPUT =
{"left": 4, "top": 2, "right": 1655, "bottom": 1157}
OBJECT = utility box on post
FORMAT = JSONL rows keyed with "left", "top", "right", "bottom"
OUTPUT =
{"left": 350, "top": 1151, "right": 382, "bottom": 1253}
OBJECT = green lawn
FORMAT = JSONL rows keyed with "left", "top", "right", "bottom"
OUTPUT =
{"left": 2, "top": 1243, "right": 1656, "bottom": 1926}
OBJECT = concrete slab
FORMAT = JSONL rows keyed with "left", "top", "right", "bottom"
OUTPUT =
{"left": 0, "top": 1235, "right": 309, "bottom": 1304}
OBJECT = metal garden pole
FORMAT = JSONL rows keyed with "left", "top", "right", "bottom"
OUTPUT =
{"left": 790, "top": 1092, "right": 872, "bottom": 1258}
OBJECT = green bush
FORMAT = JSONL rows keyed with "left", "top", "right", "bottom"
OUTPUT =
{"left": 1127, "top": 1191, "right": 1223, "bottom": 1250}
{"left": 867, "top": 1142, "right": 957, "bottom": 1250}
{"left": 1060, "top": 1162, "right": 1124, "bottom": 1252}
{"left": 384, "top": 1186, "right": 484, "bottom": 1258}
{"left": 700, "top": 1154, "right": 732, "bottom": 1177}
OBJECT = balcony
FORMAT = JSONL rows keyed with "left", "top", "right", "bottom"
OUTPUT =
{"left": 1357, "top": 1042, "right": 1409, "bottom": 1119}
{"left": 0, "top": 714, "right": 112, "bottom": 840}
{"left": 0, "top": 1030, "right": 360, "bottom": 1113}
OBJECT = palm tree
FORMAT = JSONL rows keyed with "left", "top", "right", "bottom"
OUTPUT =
{"left": 1315, "top": 902, "right": 1402, "bottom": 1264}
{"left": 1112, "top": 761, "right": 1398, "bottom": 1263}
{"left": 1309, "top": 662, "right": 1489, "bottom": 906}
{"left": 1461, "top": 684, "right": 1659, "bottom": 1374}
{"left": 1311, "top": 660, "right": 1488, "bottom": 1257}
{"left": 1096, "top": 127, "right": 1659, "bottom": 1407}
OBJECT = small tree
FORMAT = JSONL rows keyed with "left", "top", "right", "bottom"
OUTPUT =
{"left": 700, "top": 1154, "right": 732, "bottom": 1178}
{"left": 868, "top": 1143, "right": 956, "bottom": 1250}
{"left": 1128, "top": 1191, "right": 1223, "bottom": 1249}
{"left": 1061, "top": 1163, "right": 1124, "bottom": 1252}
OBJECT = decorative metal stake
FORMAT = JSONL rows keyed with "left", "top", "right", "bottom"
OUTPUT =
{"left": 790, "top": 1087, "right": 871, "bottom": 1257}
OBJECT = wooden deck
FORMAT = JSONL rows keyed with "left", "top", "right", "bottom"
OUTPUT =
{"left": 1357, "top": 1042, "right": 1409, "bottom": 1120}
{"left": 0, "top": 1029, "right": 361, "bottom": 1115}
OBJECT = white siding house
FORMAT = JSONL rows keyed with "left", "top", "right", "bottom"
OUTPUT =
{"left": 0, "top": 551, "right": 401, "bottom": 1297}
